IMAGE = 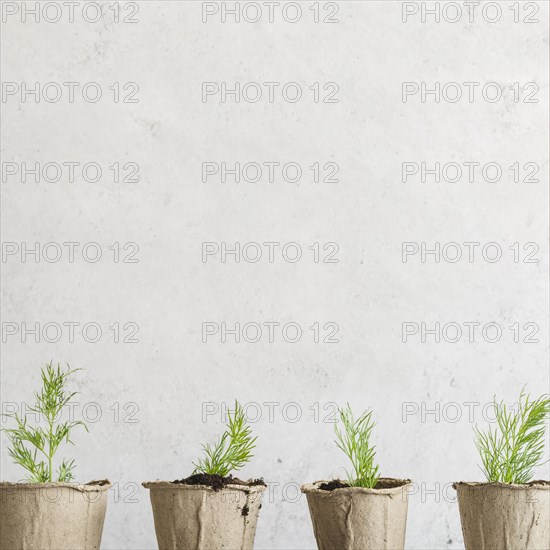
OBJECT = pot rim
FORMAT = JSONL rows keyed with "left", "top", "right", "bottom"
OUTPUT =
{"left": 0, "top": 479, "right": 111, "bottom": 492}
{"left": 301, "top": 477, "right": 412, "bottom": 496}
{"left": 453, "top": 480, "right": 550, "bottom": 491}
{"left": 142, "top": 480, "right": 266, "bottom": 493}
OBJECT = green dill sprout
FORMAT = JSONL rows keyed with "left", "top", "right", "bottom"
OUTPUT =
{"left": 334, "top": 404, "right": 380, "bottom": 488}
{"left": 1, "top": 362, "right": 88, "bottom": 482}
{"left": 193, "top": 400, "right": 256, "bottom": 477}
{"left": 474, "top": 389, "right": 550, "bottom": 484}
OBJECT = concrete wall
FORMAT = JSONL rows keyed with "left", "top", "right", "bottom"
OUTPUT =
{"left": 1, "top": 1, "right": 548, "bottom": 548}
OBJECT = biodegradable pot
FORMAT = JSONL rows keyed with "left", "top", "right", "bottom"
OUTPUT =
{"left": 143, "top": 480, "right": 265, "bottom": 550}
{"left": 301, "top": 478, "right": 412, "bottom": 550}
{"left": 0, "top": 480, "right": 111, "bottom": 550}
{"left": 454, "top": 481, "right": 550, "bottom": 550}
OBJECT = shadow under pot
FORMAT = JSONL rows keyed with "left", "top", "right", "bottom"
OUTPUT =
{"left": 454, "top": 480, "right": 550, "bottom": 550}
{"left": 142, "top": 478, "right": 266, "bottom": 550}
{"left": 0, "top": 480, "right": 111, "bottom": 550}
{"left": 301, "top": 478, "right": 412, "bottom": 550}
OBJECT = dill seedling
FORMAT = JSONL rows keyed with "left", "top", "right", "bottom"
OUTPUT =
{"left": 1, "top": 362, "right": 88, "bottom": 483}
{"left": 334, "top": 404, "right": 380, "bottom": 488}
{"left": 193, "top": 401, "right": 256, "bottom": 477}
{"left": 474, "top": 389, "right": 550, "bottom": 484}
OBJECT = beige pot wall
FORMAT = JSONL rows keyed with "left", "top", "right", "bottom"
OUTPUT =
{"left": 143, "top": 481, "right": 265, "bottom": 550}
{"left": 0, "top": 480, "right": 111, "bottom": 550}
{"left": 454, "top": 481, "right": 550, "bottom": 550}
{"left": 301, "top": 478, "right": 412, "bottom": 550}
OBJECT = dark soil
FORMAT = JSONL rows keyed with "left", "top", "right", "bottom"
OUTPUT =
{"left": 173, "top": 473, "right": 266, "bottom": 492}
{"left": 319, "top": 478, "right": 409, "bottom": 491}
{"left": 453, "top": 480, "right": 550, "bottom": 489}
{"left": 374, "top": 478, "right": 409, "bottom": 489}
{"left": 527, "top": 480, "right": 550, "bottom": 487}
{"left": 319, "top": 480, "right": 349, "bottom": 491}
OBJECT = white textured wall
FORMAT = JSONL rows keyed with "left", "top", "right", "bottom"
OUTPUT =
{"left": 1, "top": 1, "right": 549, "bottom": 549}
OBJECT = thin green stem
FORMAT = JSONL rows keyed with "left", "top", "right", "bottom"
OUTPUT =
{"left": 47, "top": 413, "right": 54, "bottom": 482}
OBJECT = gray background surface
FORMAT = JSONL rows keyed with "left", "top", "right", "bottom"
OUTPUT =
{"left": 1, "top": 1, "right": 549, "bottom": 548}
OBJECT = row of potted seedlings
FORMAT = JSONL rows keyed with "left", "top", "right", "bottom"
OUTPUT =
{"left": 1, "top": 364, "right": 549, "bottom": 550}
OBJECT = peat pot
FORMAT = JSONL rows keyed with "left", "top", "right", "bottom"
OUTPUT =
{"left": 301, "top": 478, "right": 412, "bottom": 550}
{"left": 143, "top": 480, "right": 265, "bottom": 550}
{"left": 0, "top": 480, "right": 111, "bottom": 550}
{"left": 454, "top": 481, "right": 550, "bottom": 550}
